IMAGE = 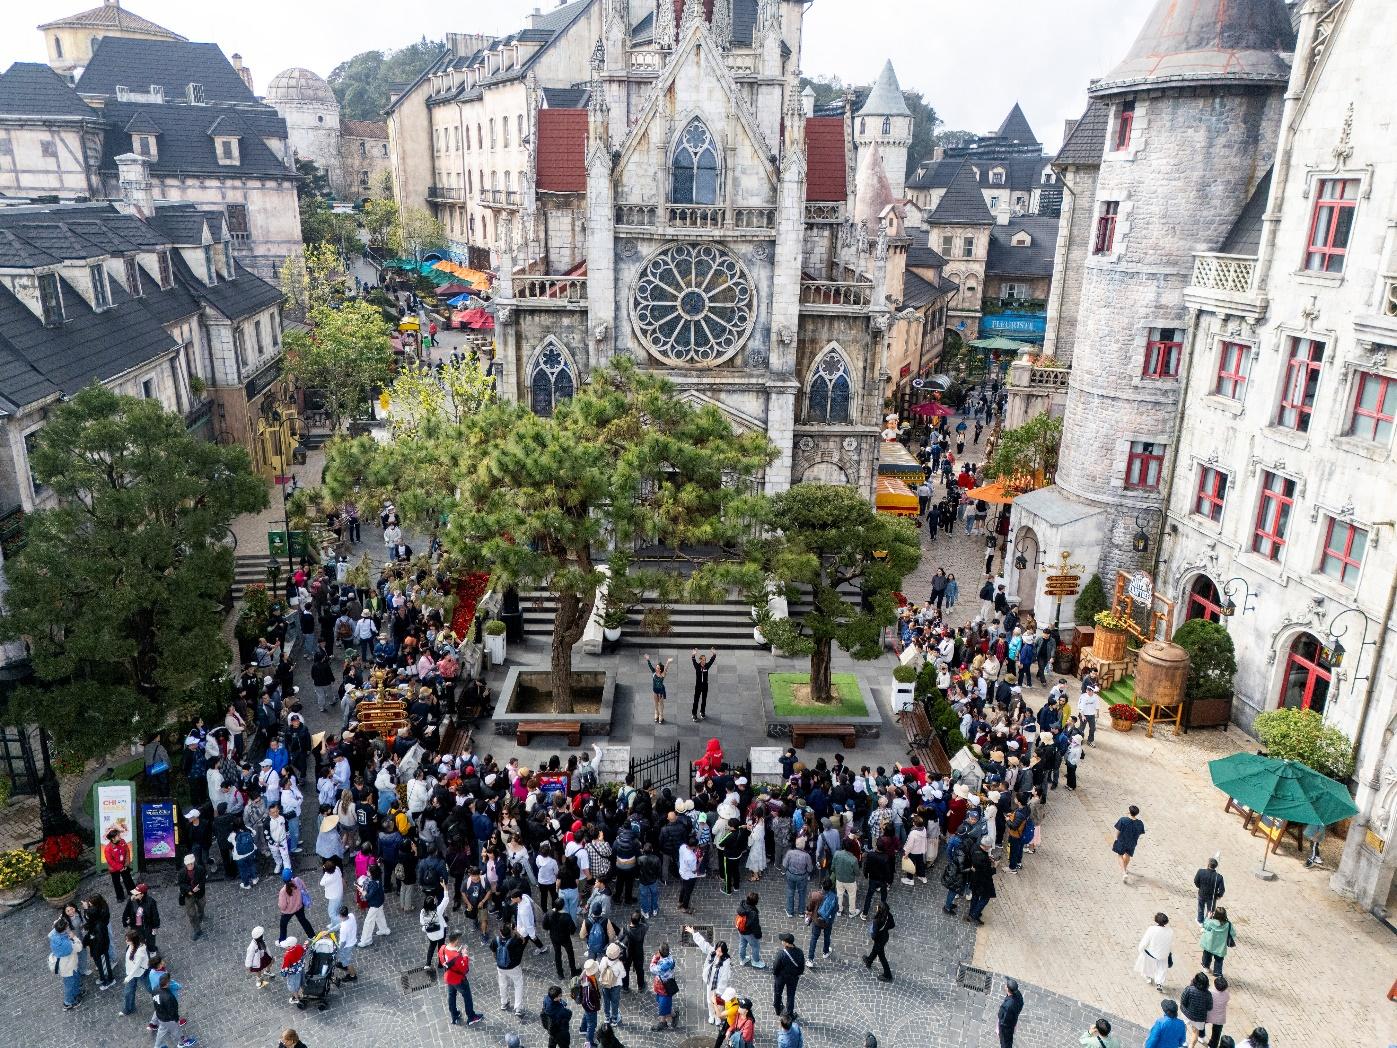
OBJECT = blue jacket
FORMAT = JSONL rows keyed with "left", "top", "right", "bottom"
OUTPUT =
{"left": 778, "top": 1021, "right": 805, "bottom": 1048}
{"left": 1144, "top": 1016, "right": 1187, "bottom": 1048}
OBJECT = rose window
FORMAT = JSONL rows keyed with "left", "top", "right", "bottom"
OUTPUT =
{"left": 629, "top": 243, "right": 755, "bottom": 367}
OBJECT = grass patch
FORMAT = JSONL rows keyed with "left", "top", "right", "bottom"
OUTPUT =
{"left": 769, "top": 672, "right": 869, "bottom": 719}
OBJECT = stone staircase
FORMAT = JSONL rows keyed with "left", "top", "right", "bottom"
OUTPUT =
{"left": 231, "top": 553, "right": 276, "bottom": 602}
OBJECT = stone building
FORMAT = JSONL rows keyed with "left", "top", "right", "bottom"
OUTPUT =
{"left": 922, "top": 161, "right": 993, "bottom": 344}
{"left": 853, "top": 61, "right": 913, "bottom": 204}
{"left": 1006, "top": 0, "right": 1397, "bottom": 911}
{"left": 266, "top": 67, "right": 392, "bottom": 202}
{"left": 37, "top": 0, "right": 184, "bottom": 82}
{"left": 0, "top": 36, "right": 303, "bottom": 283}
{"left": 0, "top": 198, "right": 286, "bottom": 529}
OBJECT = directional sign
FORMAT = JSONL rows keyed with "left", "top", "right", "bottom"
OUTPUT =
{"left": 1045, "top": 573, "right": 1081, "bottom": 596}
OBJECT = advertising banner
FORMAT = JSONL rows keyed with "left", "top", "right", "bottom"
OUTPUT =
{"left": 93, "top": 780, "right": 137, "bottom": 872}
{"left": 139, "top": 800, "right": 179, "bottom": 863}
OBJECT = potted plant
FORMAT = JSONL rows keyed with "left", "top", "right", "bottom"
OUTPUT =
{"left": 1093, "top": 610, "right": 1131, "bottom": 662}
{"left": 483, "top": 618, "right": 507, "bottom": 665}
{"left": 0, "top": 848, "right": 43, "bottom": 906}
{"left": 1172, "top": 619, "right": 1237, "bottom": 729}
{"left": 891, "top": 663, "right": 918, "bottom": 713}
{"left": 1108, "top": 702, "right": 1140, "bottom": 732}
{"left": 40, "top": 870, "right": 82, "bottom": 908}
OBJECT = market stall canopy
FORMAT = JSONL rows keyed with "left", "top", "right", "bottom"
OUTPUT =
{"left": 436, "top": 283, "right": 473, "bottom": 296}
{"left": 967, "top": 336, "right": 1034, "bottom": 353}
{"left": 963, "top": 480, "right": 1018, "bottom": 505}
{"left": 910, "top": 401, "right": 954, "bottom": 418}
{"left": 875, "top": 476, "right": 919, "bottom": 516}
{"left": 446, "top": 294, "right": 475, "bottom": 307}
{"left": 877, "top": 441, "right": 924, "bottom": 478}
{"left": 460, "top": 307, "right": 494, "bottom": 330}
{"left": 1208, "top": 753, "right": 1357, "bottom": 826}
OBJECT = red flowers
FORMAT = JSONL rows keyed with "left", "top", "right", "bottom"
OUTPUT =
{"left": 1108, "top": 703, "right": 1140, "bottom": 723}
{"left": 38, "top": 832, "right": 83, "bottom": 870}
{"left": 451, "top": 572, "right": 491, "bottom": 636}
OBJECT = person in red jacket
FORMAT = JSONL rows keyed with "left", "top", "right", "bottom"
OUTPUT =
{"left": 104, "top": 827, "right": 136, "bottom": 901}
{"left": 436, "top": 932, "right": 484, "bottom": 1026}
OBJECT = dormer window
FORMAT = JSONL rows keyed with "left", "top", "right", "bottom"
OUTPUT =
{"left": 38, "top": 273, "right": 63, "bottom": 326}
{"left": 215, "top": 137, "right": 241, "bottom": 164}
{"left": 135, "top": 135, "right": 153, "bottom": 157}
{"left": 89, "top": 263, "right": 110, "bottom": 309}
{"left": 1042, "top": 167, "right": 1055, "bottom": 185}
{"left": 1011, "top": 231, "right": 1032, "bottom": 247}
{"left": 157, "top": 249, "right": 172, "bottom": 289}
{"left": 224, "top": 242, "right": 235, "bottom": 274}
{"left": 124, "top": 256, "right": 143, "bottom": 297}
{"left": 203, "top": 245, "right": 217, "bottom": 285}
{"left": 989, "top": 168, "right": 1005, "bottom": 186}
{"left": 187, "top": 83, "right": 206, "bottom": 104}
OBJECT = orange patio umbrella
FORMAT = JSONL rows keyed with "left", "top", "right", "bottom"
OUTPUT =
{"left": 963, "top": 480, "right": 1019, "bottom": 505}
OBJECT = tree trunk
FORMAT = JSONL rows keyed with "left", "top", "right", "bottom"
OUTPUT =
{"left": 809, "top": 638, "right": 835, "bottom": 704}
{"left": 550, "top": 591, "right": 591, "bottom": 715}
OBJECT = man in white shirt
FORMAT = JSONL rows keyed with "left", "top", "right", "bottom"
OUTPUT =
{"left": 1077, "top": 685, "right": 1101, "bottom": 747}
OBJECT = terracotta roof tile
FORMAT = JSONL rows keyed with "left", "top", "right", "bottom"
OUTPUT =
{"left": 535, "top": 108, "right": 587, "bottom": 193}
{"left": 804, "top": 117, "right": 846, "bottom": 202}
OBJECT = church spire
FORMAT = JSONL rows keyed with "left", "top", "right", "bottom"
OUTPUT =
{"left": 654, "top": 0, "right": 676, "bottom": 49}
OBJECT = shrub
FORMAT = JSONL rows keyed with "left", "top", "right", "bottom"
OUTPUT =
{"left": 641, "top": 607, "right": 672, "bottom": 635}
{"left": 893, "top": 664, "right": 918, "bottom": 684}
{"left": 41, "top": 870, "right": 82, "bottom": 898}
{"left": 1254, "top": 707, "right": 1355, "bottom": 781}
{"left": 914, "top": 662, "right": 939, "bottom": 699}
{"left": 1108, "top": 703, "right": 1140, "bottom": 723}
{"left": 1095, "top": 610, "right": 1130, "bottom": 631}
{"left": 1075, "top": 574, "right": 1108, "bottom": 625}
{"left": 483, "top": 619, "right": 506, "bottom": 636}
{"left": 1172, "top": 619, "right": 1237, "bottom": 701}
{"left": 0, "top": 849, "right": 44, "bottom": 889}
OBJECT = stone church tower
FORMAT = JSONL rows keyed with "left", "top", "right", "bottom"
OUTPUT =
{"left": 1009, "top": 0, "right": 1295, "bottom": 616}
{"left": 854, "top": 61, "right": 912, "bottom": 202}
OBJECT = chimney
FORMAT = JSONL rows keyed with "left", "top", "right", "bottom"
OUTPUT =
{"left": 1062, "top": 117, "right": 1078, "bottom": 142}
{"left": 114, "top": 152, "right": 153, "bottom": 217}
{"left": 230, "top": 53, "right": 254, "bottom": 93}
{"left": 801, "top": 85, "right": 815, "bottom": 118}
{"left": 528, "top": 6, "right": 544, "bottom": 27}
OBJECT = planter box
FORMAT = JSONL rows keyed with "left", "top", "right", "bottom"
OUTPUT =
{"left": 760, "top": 673, "right": 883, "bottom": 740}
{"left": 1094, "top": 626, "right": 1128, "bottom": 662}
{"left": 491, "top": 667, "right": 616, "bottom": 738}
{"left": 1185, "top": 695, "right": 1233, "bottom": 731}
{"left": 484, "top": 633, "right": 507, "bottom": 666}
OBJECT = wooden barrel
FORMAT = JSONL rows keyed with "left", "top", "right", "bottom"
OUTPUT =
{"left": 1135, "top": 640, "right": 1190, "bottom": 707}
{"left": 1093, "top": 626, "right": 1128, "bottom": 662}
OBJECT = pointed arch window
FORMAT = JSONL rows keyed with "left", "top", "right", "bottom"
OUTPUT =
{"left": 807, "top": 349, "right": 853, "bottom": 424}
{"left": 881, "top": 116, "right": 891, "bottom": 135}
{"left": 671, "top": 118, "right": 719, "bottom": 205}
{"left": 529, "top": 343, "right": 574, "bottom": 417}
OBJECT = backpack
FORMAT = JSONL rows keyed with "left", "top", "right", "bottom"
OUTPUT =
{"left": 495, "top": 938, "right": 512, "bottom": 968}
{"left": 568, "top": 975, "right": 583, "bottom": 1002}
{"left": 234, "top": 829, "right": 254, "bottom": 857}
{"left": 734, "top": 912, "right": 749, "bottom": 934}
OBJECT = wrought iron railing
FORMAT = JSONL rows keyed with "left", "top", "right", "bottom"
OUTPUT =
{"left": 428, "top": 185, "right": 463, "bottom": 201}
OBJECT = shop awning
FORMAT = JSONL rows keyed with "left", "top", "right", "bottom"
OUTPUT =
{"left": 875, "top": 476, "right": 919, "bottom": 516}
{"left": 877, "top": 441, "right": 924, "bottom": 478}
{"left": 966, "top": 335, "right": 1034, "bottom": 353}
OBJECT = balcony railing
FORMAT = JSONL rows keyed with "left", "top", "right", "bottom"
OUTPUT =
{"left": 615, "top": 203, "right": 776, "bottom": 232}
{"left": 982, "top": 296, "right": 1045, "bottom": 314}
{"left": 515, "top": 275, "right": 587, "bottom": 304}
{"left": 478, "top": 189, "right": 520, "bottom": 208}
{"left": 615, "top": 204, "right": 658, "bottom": 227}
{"left": 804, "top": 202, "right": 842, "bottom": 224}
{"left": 800, "top": 281, "right": 873, "bottom": 308}
{"left": 667, "top": 205, "right": 726, "bottom": 229}
{"left": 1190, "top": 252, "right": 1257, "bottom": 295}
{"left": 628, "top": 50, "right": 662, "bottom": 72}
{"left": 1028, "top": 365, "right": 1070, "bottom": 390}
{"left": 428, "top": 185, "right": 463, "bottom": 201}
{"left": 724, "top": 52, "right": 758, "bottom": 74}
{"left": 732, "top": 207, "right": 776, "bottom": 230}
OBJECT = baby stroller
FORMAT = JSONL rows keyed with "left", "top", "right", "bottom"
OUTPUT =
{"left": 300, "top": 930, "right": 339, "bottom": 1011}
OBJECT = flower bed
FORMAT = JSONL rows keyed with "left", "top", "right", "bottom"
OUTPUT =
{"left": 450, "top": 571, "right": 491, "bottom": 636}
{"left": 0, "top": 848, "right": 44, "bottom": 890}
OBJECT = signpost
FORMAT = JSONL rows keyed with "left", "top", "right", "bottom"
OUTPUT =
{"left": 92, "top": 779, "right": 136, "bottom": 872}
{"left": 1045, "top": 551, "right": 1085, "bottom": 628}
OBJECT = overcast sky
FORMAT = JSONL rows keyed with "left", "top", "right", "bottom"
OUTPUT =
{"left": 4, "top": 0, "right": 1156, "bottom": 151}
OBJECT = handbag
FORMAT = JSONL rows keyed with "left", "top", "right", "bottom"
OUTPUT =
{"left": 1226, "top": 923, "right": 1236, "bottom": 948}
{"left": 901, "top": 856, "right": 917, "bottom": 875}
{"left": 661, "top": 976, "right": 679, "bottom": 996}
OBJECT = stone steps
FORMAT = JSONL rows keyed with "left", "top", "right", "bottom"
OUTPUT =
{"left": 231, "top": 553, "right": 275, "bottom": 601}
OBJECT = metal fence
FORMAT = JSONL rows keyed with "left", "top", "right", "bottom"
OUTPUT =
{"left": 628, "top": 742, "right": 681, "bottom": 789}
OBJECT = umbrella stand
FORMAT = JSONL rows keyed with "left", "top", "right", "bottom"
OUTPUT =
{"left": 1255, "top": 830, "right": 1277, "bottom": 881}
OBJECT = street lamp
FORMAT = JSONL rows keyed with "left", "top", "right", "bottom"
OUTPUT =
{"left": 255, "top": 405, "right": 304, "bottom": 589}
{"left": 1324, "top": 607, "right": 1375, "bottom": 683}
{"left": 1012, "top": 537, "right": 1043, "bottom": 572}
{"left": 1131, "top": 507, "right": 1164, "bottom": 554}
{"left": 1219, "top": 576, "right": 1257, "bottom": 617}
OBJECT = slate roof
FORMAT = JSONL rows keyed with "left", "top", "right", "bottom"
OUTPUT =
{"left": 1219, "top": 168, "right": 1271, "bottom": 255}
{"left": 926, "top": 162, "right": 993, "bottom": 225}
{"left": 857, "top": 61, "right": 910, "bottom": 117}
{"left": 994, "top": 103, "right": 1038, "bottom": 145}
{"left": 340, "top": 119, "right": 388, "bottom": 139}
{"left": 906, "top": 231, "right": 947, "bottom": 270}
{"left": 76, "top": 39, "right": 258, "bottom": 104}
{"left": 144, "top": 204, "right": 220, "bottom": 245}
{"left": 205, "top": 114, "right": 246, "bottom": 137}
{"left": 0, "top": 62, "right": 98, "bottom": 120}
{"left": 540, "top": 87, "right": 589, "bottom": 109}
{"left": 421, "top": 0, "right": 593, "bottom": 104}
{"left": 39, "top": 3, "right": 184, "bottom": 39}
{"left": 901, "top": 269, "right": 943, "bottom": 309}
{"left": 123, "top": 110, "right": 162, "bottom": 134}
{"left": 987, "top": 215, "right": 1059, "bottom": 279}
{"left": 804, "top": 117, "right": 847, "bottom": 203}
{"left": 535, "top": 108, "right": 587, "bottom": 193}
{"left": 906, "top": 157, "right": 961, "bottom": 192}
{"left": 170, "top": 251, "right": 284, "bottom": 321}
{"left": 1054, "top": 99, "right": 1109, "bottom": 167}
{"left": 97, "top": 101, "right": 291, "bottom": 179}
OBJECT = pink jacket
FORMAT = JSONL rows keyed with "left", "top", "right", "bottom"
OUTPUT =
{"left": 277, "top": 878, "right": 307, "bottom": 915}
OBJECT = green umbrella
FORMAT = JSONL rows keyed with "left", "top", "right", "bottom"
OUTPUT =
{"left": 1208, "top": 752, "right": 1356, "bottom": 874}
{"left": 966, "top": 336, "right": 1034, "bottom": 352}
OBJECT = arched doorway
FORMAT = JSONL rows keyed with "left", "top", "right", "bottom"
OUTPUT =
{"left": 1015, "top": 527, "right": 1039, "bottom": 613}
{"left": 1278, "top": 632, "right": 1332, "bottom": 715}
{"left": 801, "top": 461, "right": 850, "bottom": 485}
{"left": 1184, "top": 575, "right": 1224, "bottom": 623}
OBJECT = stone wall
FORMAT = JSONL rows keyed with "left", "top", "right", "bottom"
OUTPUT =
{"left": 1040, "top": 163, "right": 1098, "bottom": 363}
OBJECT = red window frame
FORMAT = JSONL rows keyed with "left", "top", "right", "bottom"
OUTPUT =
{"left": 1142, "top": 328, "right": 1182, "bottom": 379}
{"left": 1185, "top": 577, "right": 1224, "bottom": 623}
{"left": 1124, "top": 441, "right": 1164, "bottom": 491}
{"left": 1193, "top": 466, "right": 1228, "bottom": 522}
{"left": 1251, "top": 470, "right": 1296, "bottom": 561}
{"left": 1275, "top": 337, "right": 1325, "bottom": 432}
{"left": 1304, "top": 177, "right": 1358, "bottom": 273}
{"left": 1348, "top": 370, "right": 1395, "bottom": 443}
{"left": 1115, "top": 101, "right": 1135, "bottom": 151}
{"left": 1214, "top": 341, "right": 1250, "bottom": 399}
{"left": 1318, "top": 516, "right": 1367, "bottom": 588}
{"left": 1280, "top": 635, "right": 1331, "bottom": 714}
{"left": 1093, "top": 201, "right": 1119, "bottom": 255}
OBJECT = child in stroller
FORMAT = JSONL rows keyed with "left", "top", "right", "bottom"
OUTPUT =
{"left": 300, "top": 930, "right": 339, "bottom": 1011}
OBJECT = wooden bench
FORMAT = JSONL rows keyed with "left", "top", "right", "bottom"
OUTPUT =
{"left": 896, "top": 707, "right": 953, "bottom": 776}
{"left": 516, "top": 720, "right": 582, "bottom": 747}
{"left": 791, "top": 723, "right": 857, "bottom": 748}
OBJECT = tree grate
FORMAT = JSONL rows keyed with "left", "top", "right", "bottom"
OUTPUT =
{"left": 400, "top": 968, "right": 436, "bottom": 994}
{"left": 956, "top": 964, "right": 992, "bottom": 993}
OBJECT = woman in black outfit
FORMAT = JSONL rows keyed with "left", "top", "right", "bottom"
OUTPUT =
{"left": 862, "top": 899, "right": 895, "bottom": 982}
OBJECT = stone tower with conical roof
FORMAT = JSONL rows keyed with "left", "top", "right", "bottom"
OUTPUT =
{"left": 1049, "top": 0, "right": 1295, "bottom": 585}
{"left": 855, "top": 60, "right": 912, "bottom": 201}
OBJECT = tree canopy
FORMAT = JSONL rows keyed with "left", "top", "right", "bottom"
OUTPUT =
{"left": 986, "top": 411, "right": 1062, "bottom": 488}
{"left": 750, "top": 484, "right": 921, "bottom": 702}
{"left": 0, "top": 387, "right": 266, "bottom": 762}
{"left": 282, "top": 300, "right": 395, "bottom": 431}
{"left": 328, "top": 41, "right": 443, "bottom": 121}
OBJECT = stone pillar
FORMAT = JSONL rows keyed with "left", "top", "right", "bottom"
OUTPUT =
{"left": 114, "top": 153, "right": 153, "bottom": 217}
{"left": 585, "top": 104, "right": 616, "bottom": 374}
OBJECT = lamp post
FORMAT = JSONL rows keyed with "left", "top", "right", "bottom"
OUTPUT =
{"left": 1131, "top": 507, "right": 1164, "bottom": 555}
{"left": 1324, "top": 607, "right": 1376, "bottom": 689}
{"left": 1219, "top": 576, "right": 1257, "bottom": 617}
